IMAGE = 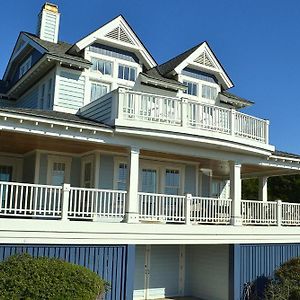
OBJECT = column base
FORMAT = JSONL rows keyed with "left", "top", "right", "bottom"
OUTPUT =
{"left": 122, "top": 212, "right": 140, "bottom": 224}
{"left": 231, "top": 216, "right": 243, "bottom": 226}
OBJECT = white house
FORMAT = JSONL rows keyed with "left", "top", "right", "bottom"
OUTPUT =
{"left": 1, "top": 3, "right": 300, "bottom": 300}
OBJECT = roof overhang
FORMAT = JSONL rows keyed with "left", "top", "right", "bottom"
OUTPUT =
{"left": 140, "top": 73, "right": 186, "bottom": 91}
{"left": 219, "top": 93, "right": 254, "bottom": 108}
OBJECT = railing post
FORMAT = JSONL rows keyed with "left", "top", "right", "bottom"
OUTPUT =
{"left": 276, "top": 199, "right": 282, "bottom": 226}
{"left": 181, "top": 98, "right": 188, "bottom": 127}
{"left": 230, "top": 109, "right": 236, "bottom": 137}
{"left": 61, "top": 183, "right": 70, "bottom": 221}
{"left": 265, "top": 119, "right": 270, "bottom": 144}
{"left": 116, "top": 88, "right": 126, "bottom": 120}
{"left": 185, "top": 194, "right": 192, "bottom": 225}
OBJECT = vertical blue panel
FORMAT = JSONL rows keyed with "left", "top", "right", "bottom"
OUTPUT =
{"left": 0, "top": 244, "right": 133, "bottom": 300}
{"left": 235, "top": 243, "right": 300, "bottom": 299}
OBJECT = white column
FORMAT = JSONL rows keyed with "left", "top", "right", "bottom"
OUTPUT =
{"left": 123, "top": 146, "right": 140, "bottom": 223}
{"left": 61, "top": 183, "right": 70, "bottom": 221}
{"left": 258, "top": 176, "right": 268, "bottom": 202}
{"left": 230, "top": 161, "right": 242, "bottom": 226}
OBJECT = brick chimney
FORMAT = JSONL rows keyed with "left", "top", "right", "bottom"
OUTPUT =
{"left": 36, "top": 3, "right": 60, "bottom": 43}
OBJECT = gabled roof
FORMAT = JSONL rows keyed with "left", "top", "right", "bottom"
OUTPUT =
{"left": 70, "top": 15, "right": 156, "bottom": 69}
{"left": 154, "top": 42, "right": 234, "bottom": 90}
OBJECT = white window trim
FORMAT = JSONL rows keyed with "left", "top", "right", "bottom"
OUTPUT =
{"left": 81, "top": 155, "right": 94, "bottom": 188}
{"left": 113, "top": 157, "right": 128, "bottom": 190}
{"left": 46, "top": 155, "right": 72, "bottom": 185}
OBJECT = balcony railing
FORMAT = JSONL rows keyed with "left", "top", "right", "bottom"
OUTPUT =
{"left": 1, "top": 181, "right": 300, "bottom": 227}
{"left": 121, "top": 90, "right": 269, "bottom": 144}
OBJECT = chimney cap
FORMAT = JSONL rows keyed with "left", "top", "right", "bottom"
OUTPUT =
{"left": 41, "top": 2, "right": 59, "bottom": 14}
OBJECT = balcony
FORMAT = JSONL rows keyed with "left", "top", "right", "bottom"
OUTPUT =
{"left": 79, "top": 89, "right": 271, "bottom": 150}
{"left": 1, "top": 181, "right": 299, "bottom": 227}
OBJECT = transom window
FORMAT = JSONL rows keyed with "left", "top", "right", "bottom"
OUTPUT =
{"left": 116, "top": 163, "right": 128, "bottom": 191}
{"left": 183, "top": 81, "right": 198, "bottom": 96}
{"left": 90, "top": 82, "right": 110, "bottom": 102}
{"left": 19, "top": 56, "right": 32, "bottom": 79}
{"left": 91, "top": 58, "right": 112, "bottom": 75}
{"left": 165, "top": 169, "right": 180, "bottom": 195}
{"left": 118, "top": 64, "right": 136, "bottom": 81}
{"left": 202, "top": 84, "right": 217, "bottom": 100}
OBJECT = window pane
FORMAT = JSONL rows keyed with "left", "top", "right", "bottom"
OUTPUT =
{"left": 105, "top": 61, "right": 112, "bottom": 75}
{"left": 118, "top": 64, "right": 137, "bottom": 81}
{"left": 130, "top": 68, "right": 136, "bottom": 81}
{"left": 118, "top": 65, "right": 124, "bottom": 79}
{"left": 183, "top": 81, "right": 197, "bottom": 96}
{"left": 52, "top": 163, "right": 65, "bottom": 185}
{"left": 141, "top": 169, "right": 157, "bottom": 193}
{"left": 90, "top": 83, "right": 108, "bottom": 101}
{"left": 124, "top": 66, "right": 129, "bottom": 80}
{"left": 117, "top": 163, "right": 128, "bottom": 190}
{"left": 202, "top": 84, "right": 217, "bottom": 100}
{"left": 0, "top": 166, "right": 13, "bottom": 182}
{"left": 91, "top": 58, "right": 97, "bottom": 71}
{"left": 165, "top": 169, "right": 180, "bottom": 195}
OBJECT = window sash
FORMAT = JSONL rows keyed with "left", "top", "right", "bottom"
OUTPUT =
{"left": 90, "top": 83, "right": 109, "bottom": 101}
{"left": 202, "top": 84, "right": 217, "bottom": 100}
{"left": 91, "top": 58, "right": 112, "bottom": 75}
{"left": 118, "top": 64, "right": 137, "bottom": 81}
{"left": 183, "top": 81, "right": 198, "bottom": 96}
{"left": 164, "top": 169, "right": 180, "bottom": 195}
{"left": 117, "top": 163, "right": 128, "bottom": 191}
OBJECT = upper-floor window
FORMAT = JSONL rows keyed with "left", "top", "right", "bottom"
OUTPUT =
{"left": 19, "top": 56, "right": 32, "bottom": 79}
{"left": 90, "top": 82, "right": 110, "bottom": 102}
{"left": 91, "top": 58, "right": 112, "bottom": 76}
{"left": 165, "top": 169, "right": 181, "bottom": 195}
{"left": 202, "top": 84, "right": 217, "bottom": 100}
{"left": 183, "top": 81, "right": 198, "bottom": 96}
{"left": 118, "top": 64, "right": 136, "bottom": 81}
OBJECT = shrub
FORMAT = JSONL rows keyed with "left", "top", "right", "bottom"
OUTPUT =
{"left": 0, "top": 253, "right": 109, "bottom": 300}
{"left": 265, "top": 258, "right": 300, "bottom": 300}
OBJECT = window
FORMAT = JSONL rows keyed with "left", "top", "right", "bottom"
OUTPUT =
{"left": 141, "top": 169, "right": 157, "bottom": 193}
{"left": 116, "top": 163, "right": 128, "bottom": 190}
{"left": 91, "top": 58, "right": 112, "bottom": 75}
{"left": 90, "top": 82, "right": 109, "bottom": 101}
{"left": 165, "top": 169, "right": 180, "bottom": 195}
{"left": 51, "top": 162, "right": 66, "bottom": 186}
{"left": 47, "top": 156, "right": 71, "bottom": 186}
{"left": 183, "top": 81, "right": 198, "bottom": 96}
{"left": 47, "top": 78, "right": 52, "bottom": 108}
{"left": 118, "top": 64, "right": 136, "bottom": 81}
{"left": 0, "top": 166, "right": 13, "bottom": 182}
{"left": 83, "top": 162, "right": 92, "bottom": 188}
{"left": 19, "top": 56, "right": 32, "bottom": 79}
{"left": 202, "top": 84, "right": 217, "bottom": 100}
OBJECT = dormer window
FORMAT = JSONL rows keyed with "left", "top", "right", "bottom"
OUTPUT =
{"left": 183, "top": 80, "right": 198, "bottom": 96}
{"left": 91, "top": 58, "right": 112, "bottom": 75}
{"left": 202, "top": 84, "right": 217, "bottom": 100}
{"left": 19, "top": 56, "right": 32, "bottom": 79}
{"left": 118, "top": 64, "right": 136, "bottom": 81}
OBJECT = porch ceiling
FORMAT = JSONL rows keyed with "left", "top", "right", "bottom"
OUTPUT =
{"left": 0, "top": 131, "right": 126, "bottom": 154}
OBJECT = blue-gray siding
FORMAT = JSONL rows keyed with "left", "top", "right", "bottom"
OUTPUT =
{"left": 39, "top": 153, "right": 48, "bottom": 184}
{"left": 231, "top": 243, "right": 300, "bottom": 300}
{"left": 23, "top": 154, "right": 36, "bottom": 183}
{"left": 89, "top": 43, "right": 139, "bottom": 63}
{"left": 70, "top": 157, "right": 81, "bottom": 187}
{"left": 80, "top": 95, "right": 112, "bottom": 124}
{"left": 184, "top": 165, "right": 196, "bottom": 195}
{"left": 0, "top": 244, "right": 135, "bottom": 300}
{"left": 57, "top": 70, "right": 85, "bottom": 110}
{"left": 17, "top": 86, "right": 39, "bottom": 108}
{"left": 99, "top": 155, "right": 114, "bottom": 189}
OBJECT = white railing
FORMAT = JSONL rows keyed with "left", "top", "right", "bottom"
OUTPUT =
{"left": 69, "top": 187, "right": 127, "bottom": 220}
{"left": 188, "top": 102, "right": 231, "bottom": 134}
{"left": 120, "top": 90, "right": 269, "bottom": 144}
{"left": 139, "top": 192, "right": 186, "bottom": 223}
{"left": 123, "top": 91, "right": 182, "bottom": 125}
{"left": 241, "top": 200, "right": 277, "bottom": 225}
{"left": 282, "top": 202, "right": 300, "bottom": 226}
{"left": 190, "top": 197, "right": 232, "bottom": 224}
{"left": 235, "top": 111, "right": 267, "bottom": 143}
{"left": 0, "top": 181, "right": 62, "bottom": 218}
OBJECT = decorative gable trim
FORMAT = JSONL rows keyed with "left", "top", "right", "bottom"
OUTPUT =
{"left": 174, "top": 42, "right": 233, "bottom": 89}
{"left": 73, "top": 15, "right": 156, "bottom": 69}
{"left": 105, "top": 26, "right": 135, "bottom": 45}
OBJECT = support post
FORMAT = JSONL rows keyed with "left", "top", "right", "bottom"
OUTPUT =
{"left": 185, "top": 193, "right": 192, "bottom": 225}
{"left": 230, "top": 161, "right": 242, "bottom": 226}
{"left": 265, "top": 119, "right": 270, "bottom": 144}
{"left": 181, "top": 98, "right": 188, "bottom": 127}
{"left": 61, "top": 183, "right": 70, "bottom": 221}
{"left": 123, "top": 147, "right": 140, "bottom": 223}
{"left": 258, "top": 176, "right": 268, "bottom": 202}
{"left": 277, "top": 199, "right": 282, "bottom": 226}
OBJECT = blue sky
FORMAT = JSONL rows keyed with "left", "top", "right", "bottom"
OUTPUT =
{"left": 1, "top": 0, "right": 300, "bottom": 153}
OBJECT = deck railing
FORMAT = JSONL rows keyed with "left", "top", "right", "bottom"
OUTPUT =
{"left": 138, "top": 192, "right": 186, "bottom": 223}
{"left": 120, "top": 90, "right": 269, "bottom": 144}
{"left": 241, "top": 200, "right": 278, "bottom": 225}
{"left": 190, "top": 197, "right": 232, "bottom": 224}
{"left": 69, "top": 187, "right": 127, "bottom": 220}
{"left": 3, "top": 181, "right": 300, "bottom": 227}
{"left": 0, "top": 181, "right": 62, "bottom": 218}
